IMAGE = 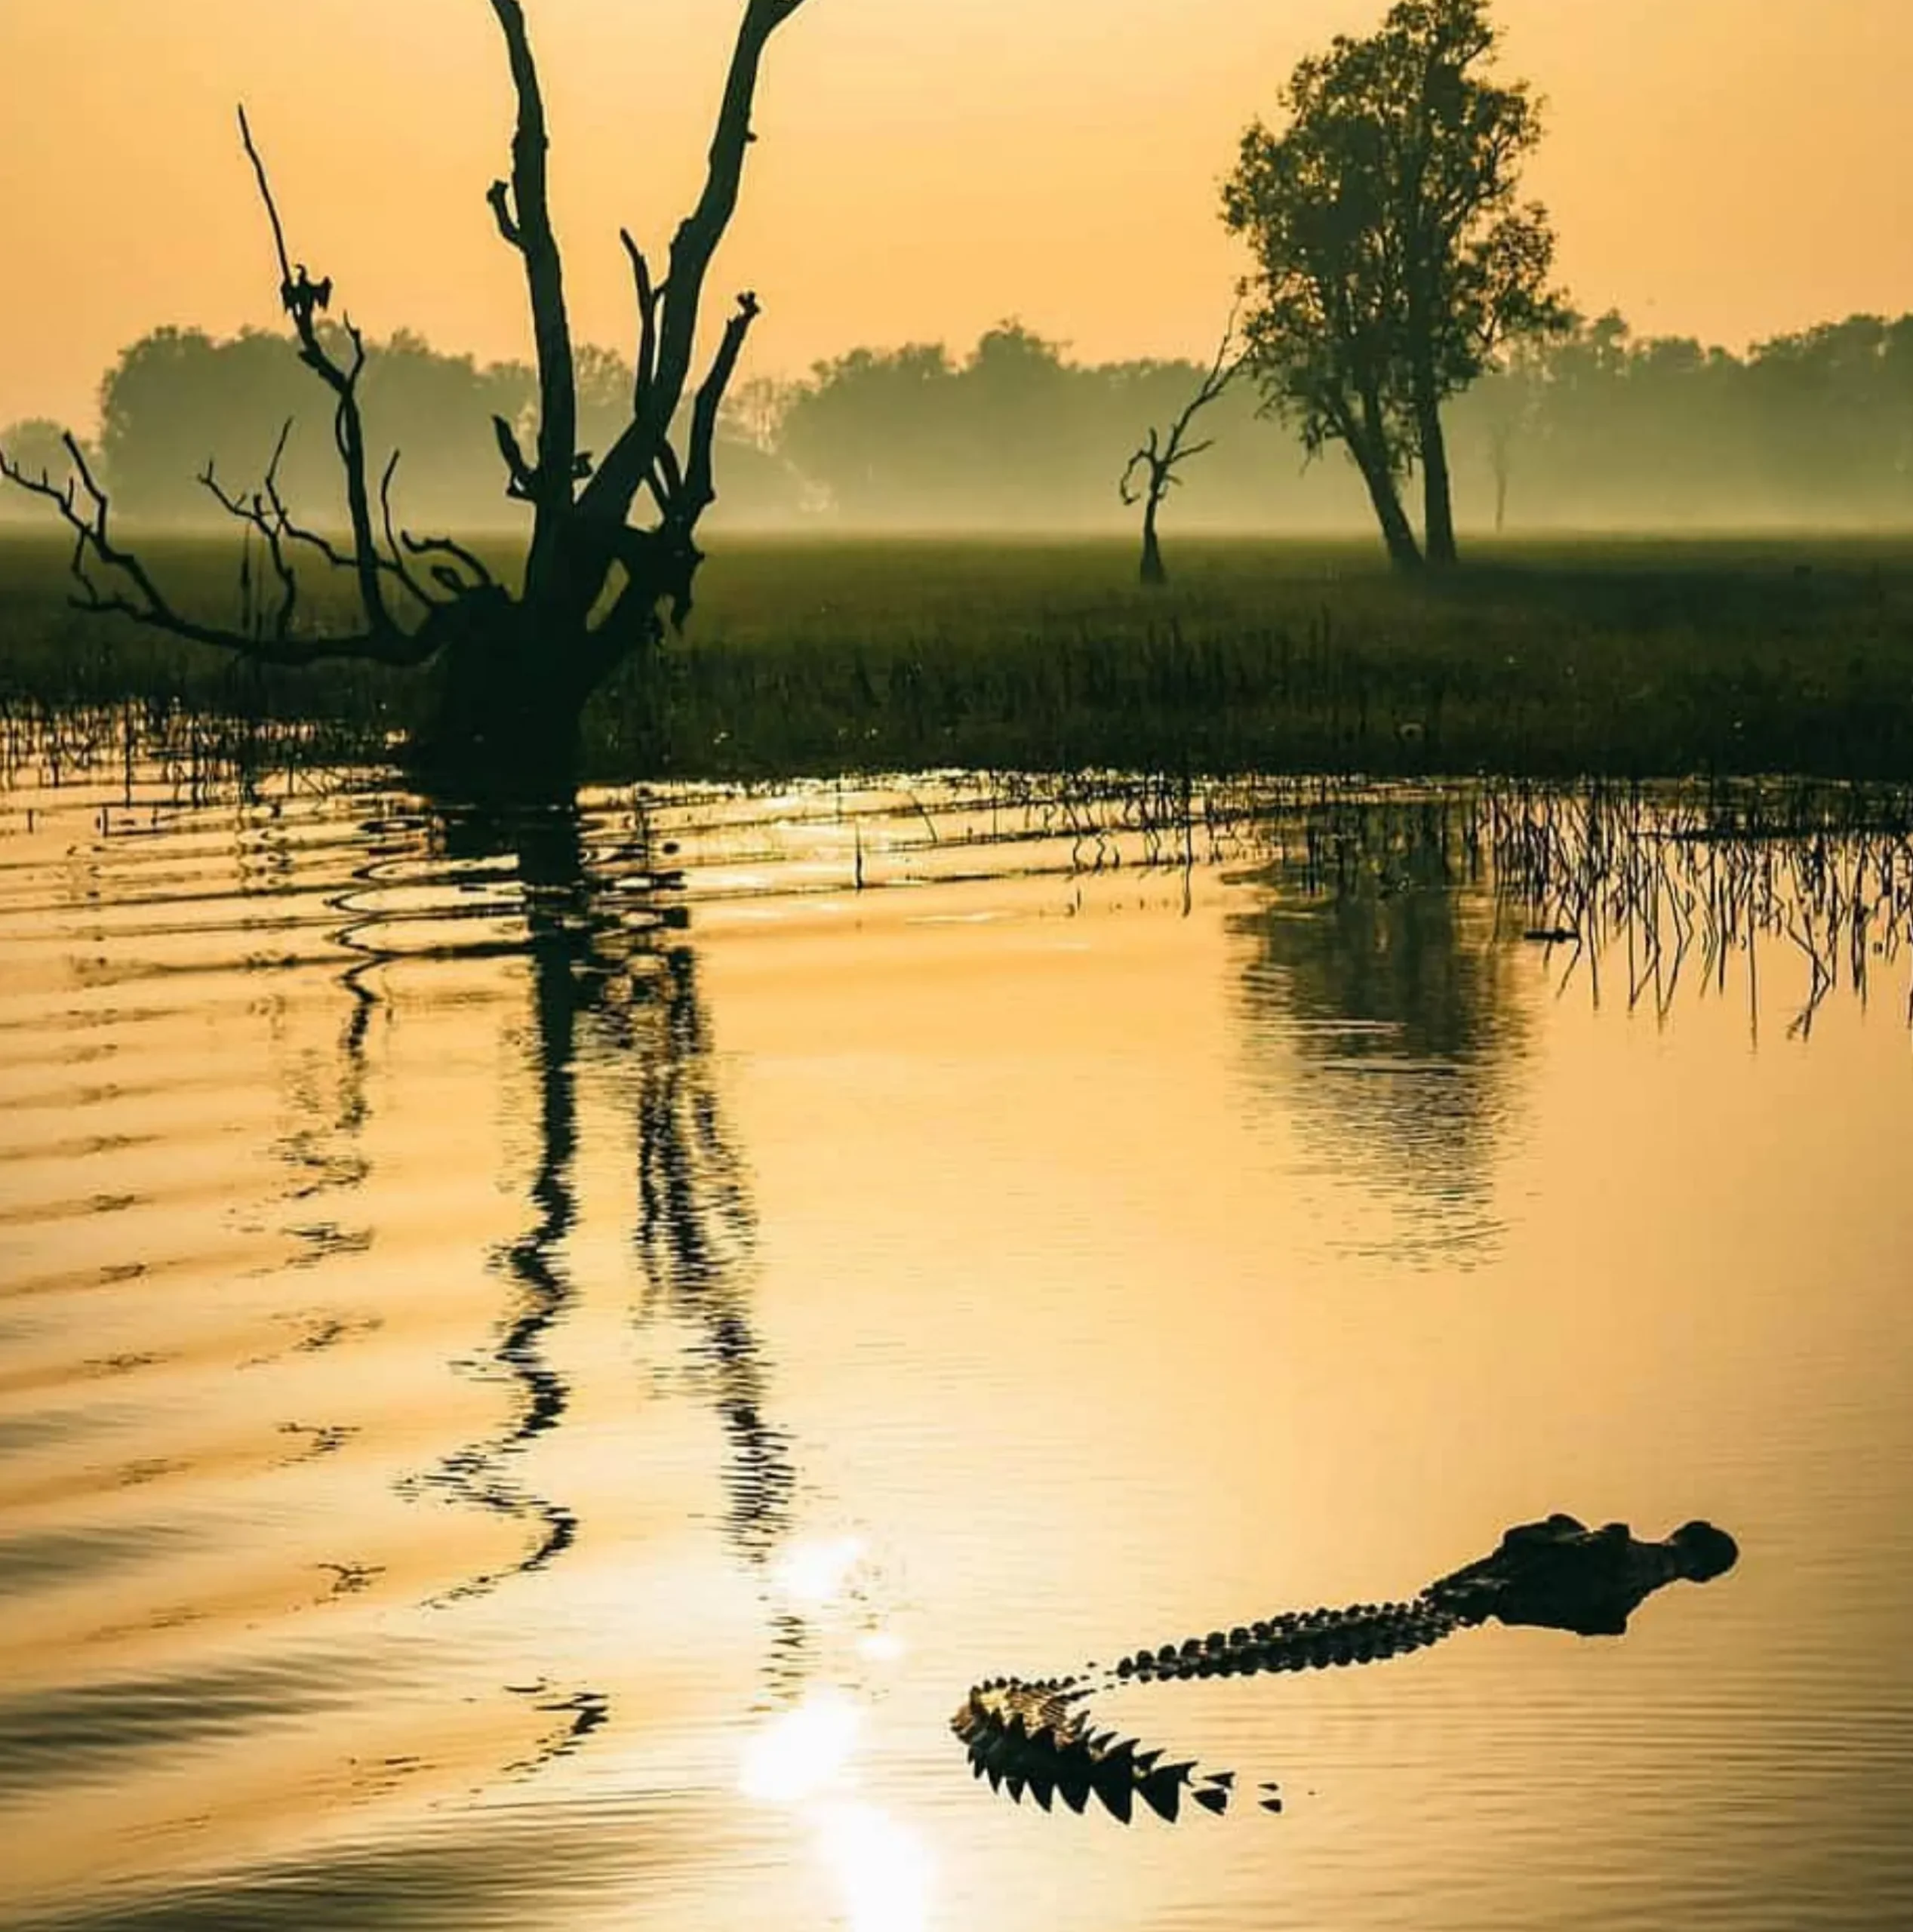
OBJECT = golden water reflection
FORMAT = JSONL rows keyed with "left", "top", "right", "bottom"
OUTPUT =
{"left": 740, "top": 1699, "right": 934, "bottom": 1932}
{"left": 2, "top": 756, "right": 1911, "bottom": 1932}
{"left": 746, "top": 1531, "right": 933, "bottom": 1930}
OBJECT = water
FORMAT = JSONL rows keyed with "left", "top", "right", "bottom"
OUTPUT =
{"left": 2, "top": 749, "right": 1911, "bottom": 1931}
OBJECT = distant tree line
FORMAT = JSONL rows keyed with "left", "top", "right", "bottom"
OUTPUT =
{"left": 1, "top": 324, "right": 801, "bottom": 529}
{"left": 7, "top": 306, "right": 1913, "bottom": 536}
{"left": 1450, "top": 309, "right": 1913, "bottom": 531}
{"left": 754, "top": 309, "right": 1913, "bottom": 532}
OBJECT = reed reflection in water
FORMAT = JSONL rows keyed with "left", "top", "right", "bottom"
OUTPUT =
{"left": 0, "top": 743, "right": 1911, "bottom": 1932}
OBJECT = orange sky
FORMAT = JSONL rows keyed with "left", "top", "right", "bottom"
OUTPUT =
{"left": 2, "top": 0, "right": 1911, "bottom": 432}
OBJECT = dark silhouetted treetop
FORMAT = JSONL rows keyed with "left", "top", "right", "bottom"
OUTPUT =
{"left": 1224, "top": 0, "right": 1565, "bottom": 570}
{"left": 0, "top": 0, "right": 816, "bottom": 789}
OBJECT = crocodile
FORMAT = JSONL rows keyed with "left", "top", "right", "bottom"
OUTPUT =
{"left": 952, "top": 1513, "right": 1737, "bottom": 1823}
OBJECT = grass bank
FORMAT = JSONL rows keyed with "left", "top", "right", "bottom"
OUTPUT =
{"left": 4, "top": 531, "right": 1912, "bottom": 780}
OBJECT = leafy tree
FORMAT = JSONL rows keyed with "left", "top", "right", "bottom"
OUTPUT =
{"left": 99, "top": 327, "right": 315, "bottom": 521}
{"left": 93, "top": 325, "right": 539, "bottom": 527}
{"left": 0, "top": 420, "right": 91, "bottom": 518}
{"left": 1223, "top": 0, "right": 1563, "bottom": 568}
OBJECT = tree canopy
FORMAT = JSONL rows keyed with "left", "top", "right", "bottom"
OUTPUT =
{"left": 1223, "top": 0, "right": 1564, "bottom": 568}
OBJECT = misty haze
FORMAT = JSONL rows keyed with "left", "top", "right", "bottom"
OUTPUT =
{"left": 2, "top": 5, "right": 1910, "bottom": 1932}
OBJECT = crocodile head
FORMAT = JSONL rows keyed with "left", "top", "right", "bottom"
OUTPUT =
{"left": 1428, "top": 1513, "right": 1739, "bottom": 1637}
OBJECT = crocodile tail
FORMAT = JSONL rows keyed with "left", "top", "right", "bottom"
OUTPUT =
{"left": 956, "top": 1597, "right": 1464, "bottom": 1823}
{"left": 952, "top": 1681, "right": 1235, "bottom": 1823}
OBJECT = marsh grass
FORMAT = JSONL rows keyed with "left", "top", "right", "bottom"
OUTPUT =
{"left": 5, "top": 531, "right": 1913, "bottom": 780}
{"left": 5, "top": 688, "right": 1908, "bottom": 1039}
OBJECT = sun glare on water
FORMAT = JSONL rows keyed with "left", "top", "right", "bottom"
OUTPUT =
{"left": 738, "top": 1694, "right": 863, "bottom": 1804}
{"left": 738, "top": 1534, "right": 933, "bottom": 1928}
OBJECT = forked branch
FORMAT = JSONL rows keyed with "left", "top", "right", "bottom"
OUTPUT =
{"left": 677, "top": 290, "right": 762, "bottom": 528}
{"left": 1120, "top": 314, "right": 1244, "bottom": 586}
{"left": 1124, "top": 315, "right": 1244, "bottom": 504}
{"left": 486, "top": 0, "right": 579, "bottom": 600}
{"left": 238, "top": 105, "right": 396, "bottom": 635}
{"left": 0, "top": 432, "right": 429, "bottom": 667}
{"left": 581, "top": 0, "right": 811, "bottom": 531}
{"left": 198, "top": 422, "right": 301, "bottom": 641}
{"left": 0, "top": 102, "right": 496, "bottom": 670}
{"left": 620, "top": 228, "right": 663, "bottom": 411}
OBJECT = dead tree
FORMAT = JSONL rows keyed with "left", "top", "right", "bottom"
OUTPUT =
{"left": 0, "top": 0, "right": 812, "bottom": 788}
{"left": 1118, "top": 321, "right": 1241, "bottom": 587}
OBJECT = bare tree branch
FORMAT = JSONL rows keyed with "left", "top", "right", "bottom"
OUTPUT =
{"left": 581, "top": 0, "right": 810, "bottom": 531}
{"left": 652, "top": 439, "right": 686, "bottom": 514}
{"left": 198, "top": 420, "right": 300, "bottom": 641}
{"left": 238, "top": 104, "right": 397, "bottom": 635}
{"left": 0, "top": 433, "right": 429, "bottom": 668}
{"left": 676, "top": 290, "right": 762, "bottom": 528}
{"left": 487, "top": 178, "right": 524, "bottom": 249}
{"left": 1120, "top": 314, "right": 1244, "bottom": 584}
{"left": 493, "top": 415, "right": 538, "bottom": 500}
{"left": 378, "top": 451, "right": 441, "bottom": 611}
{"left": 620, "top": 227, "right": 663, "bottom": 411}
{"left": 487, "top": 0, "right": 579, "bottom": 601}
{"left": 1119, "top": 429, "right": 1163, "bottom": 506}
{"left": 399, "top": 527, "right": 497, "bottom": 595}
{"left": 1125, "top": 319, "right": 1243, "bottom": 501}
{"left": 204, "top": 419, "right": 463, "bottom": 623}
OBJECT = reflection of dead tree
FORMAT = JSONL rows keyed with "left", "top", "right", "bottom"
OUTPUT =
{"left": 633, "top": 946, "right": 795, "bottom": 1569}
{"left": 401, "top": 792, "right": 797, "bottom": 1629}
{"left": 481, "top": 799, "right": 795, "bottom": 1571}
{"left": 1119, "top": 319, "right": 1241, "bottom": 587}
{"left": 406, "top": 808, "right": 590, "bottom": 1601}
{"left": 0, "top": 0, "right": 814, "bottom": 784}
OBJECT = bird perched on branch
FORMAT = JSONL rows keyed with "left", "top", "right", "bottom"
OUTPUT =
{"left": 280, "top": 263, "right": 334, "bottom": 322}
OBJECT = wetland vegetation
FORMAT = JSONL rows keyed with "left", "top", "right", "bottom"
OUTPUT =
{"left": 6, "top": 530, "right": 1913, "bottom": 783}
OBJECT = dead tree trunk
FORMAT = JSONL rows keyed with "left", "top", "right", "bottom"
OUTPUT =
{"left": 0, "top": 0, "right": 813, "bottom": 795}
{"left": 1120, "top": 322, "right": 1241, "bottom": 589}
{"left": 1139, "top": 497, "right": 1167, "bottom": 587}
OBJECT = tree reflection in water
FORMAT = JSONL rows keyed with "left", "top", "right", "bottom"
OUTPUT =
{"left": 411, "top": 796, "right": 807, "bottom": 1747}
{"left": 484, "top": 801, "right": 920, "bottom": 1921}
{"left": 1235, "top": 797, "right": 1527, "bottom": 1265}
{"left": 493, "top": 798, "right": 794, "bottom": 1548}
{"left": 1232, "top": 783, "right": 1913, "bottom": 1263}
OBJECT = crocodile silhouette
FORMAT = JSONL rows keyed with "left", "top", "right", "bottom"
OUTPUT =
{"left": 952, "top": 1513, "right": 1738, "bottom": 1823}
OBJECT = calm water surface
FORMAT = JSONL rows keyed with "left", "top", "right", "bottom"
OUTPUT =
{"left": 1, "top": 755, "right": 1910, "bottom": 1931}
